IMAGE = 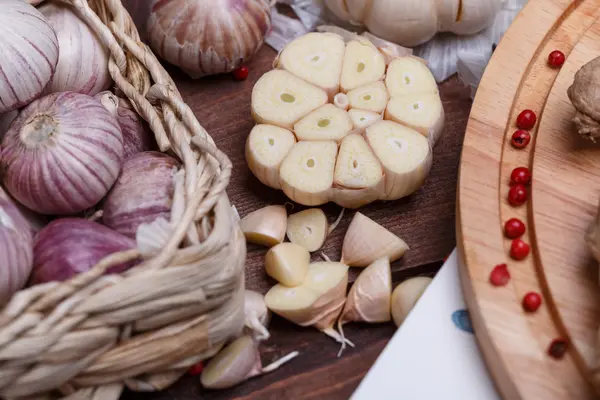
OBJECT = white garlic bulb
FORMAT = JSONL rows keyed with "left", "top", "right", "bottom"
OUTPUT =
{"left": 147, "top": 0, "right": 273, "bottom": 78}
{"left": 0, "top": 0, "right": 59, "bottom": 113}
{"left": 39, "top": 2, "right": 111, "bottom": 96}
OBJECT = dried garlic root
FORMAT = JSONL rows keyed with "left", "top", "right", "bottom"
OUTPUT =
{"left": 391, "top": 276, "right": 432, "bottom": 326}
{"left": 239, "top": 205, "right": 287, "bottom": 247}
{"left": 286, "top": 208, "right": 344, "bottom": 252}
{"left": 265, "top": 261, "right": 353, "bottom": 346}
{"left": 244, "top": 289, "right": 271, "bottom": 341}
{"left": 201, "top": 335, "right": 298, "bottom": 390}
{"left": 245, "top": 125, "right": 296, "bottom": 189}
{"left": 265, "top": 242, "right": 310, "bottom": 287}
{"left": 342, "top": 212, "right": 409, "bottom": 267}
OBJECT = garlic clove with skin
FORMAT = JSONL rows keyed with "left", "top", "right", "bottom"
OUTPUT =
{"left": 264, "top": 243, "right": 310, "bottom": 287}
{"left": 293, "top": 104, "right": 353, "bottom": 142}
{"left": 240, "top": 205, "right": 287, "bottom": 248}
{"left": 340, "top": 39, "right": 386, "bottom": 93}
{"left": 385, "top": 57, "right": 439, "bottom": 97}
{"left": 391, "top": 276, "right": 433, "bottom": 326}
{"left": 341, "top": 212, "right": 409, "bottom": 267}
{"left": 244, "top": 290, "right": 271, "bottom": 341}
{"left": 334, "top": 134, "right": 384, "bottom": 191}
{"left": 385, "top": 93, "right": 445, "bottom": 146}
{"left": 245, "top": 125, "right": 297, "bottom": 190}
{"left": 347, "top": 81, "right": 390, "bottom": 114}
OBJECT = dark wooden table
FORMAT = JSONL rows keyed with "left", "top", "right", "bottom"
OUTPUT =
{"left": 122, "top": 44, "right": 473, "bottom": 400}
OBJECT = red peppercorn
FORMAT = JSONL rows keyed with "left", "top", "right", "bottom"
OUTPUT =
{"left": 504, "top": 218, "right": 526, "bottom": 238}
{"left": 548, "top": 338, "right": 568, "bottom": 359}
{"left": 516, "top": 109, "right": 537, "bottom": 130}
{"left": 510, "top": 238, "right": 530, "bottom": 260}
{"left": 508, "top": 184, "right": 527, "bottom": 206}
{"left": 511, "top": 130, "right": 531, "bottom": 149}
{"left": 522, "top": 291, "right": 542, "bottom": 312}
{"left": 489, "top": 264, "right": 510, "bottom": 286}
{"left": 188, "top": 361, "right": 204, "bottom": 376}
{"left": 510, "top": 167, "right": 531, "bottom": 186}
{"left": 548, "top": 50, "right": 566, "bottom": 68}
{"left": 232, "top": 65, "right": 249, "bottom": 81}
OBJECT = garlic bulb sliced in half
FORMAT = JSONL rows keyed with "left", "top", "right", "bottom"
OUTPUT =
{"left": 275, "top": 32, "right": 346, "bottom": 99}
{"left": 252, "top": 70, "right": 328, "bottom": 130}
{"left": 365, "top": 121, "right": 433, "bottom": 200}
{"left": 386, "top": 93, "right": 445, "bottom": 146}
{"left": 280, "top": 141, "right": 338, "bottom": 206}
{"left": 293, "top": 104, "right": 353, "bottom": 142}
{"left": 340, "top": 39, "right": 386, "bottom": 92}
{"left": 385, "top": 57, "right": 439, "bottom": 97}
{"left": 246, "top": 125, "right": 296, "bottom": 189}
{"left": 286, "top": 208, "right": 329, "bottom": 252}
{"left": 347, "top": 81, "right": 390, "bottom": 114}
{"left": 342, "top": 212, "right": 409, "bottom": 267}
{"left": 348, "top": 109, "right": 383, "bottom": 134}
{"left": 240, "top": 205, "right": 287, "bottom": 247}
{"left": 334, "top": 134, "right": 384, "bottom": 191}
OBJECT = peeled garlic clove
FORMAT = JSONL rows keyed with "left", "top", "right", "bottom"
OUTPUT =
{"left": 275, "top": 32, "right": 346, "bottom": 100}
{"left": 246, "top": 125, "right": 296, "bottom": 189}
{"left": 365, "top": 120, "right": 433, "bottom": 201}
{"left": 286, "top": 208, "right": 329, "bottom": 252}
{"left": 340, "top": 39, "right": 386, "bottom": 93}
{"left": 334, "top": 93, "right": 350, "bottom": 111}
{"left": 244, "top": 290, "right": 271, "bottom": 341}
{"left": 348, "top": 109, "right": 383, "bottom": 134}
{"left": 385, "top": 57, "right": 439, "bottom": 97}
{"left": 385, "top": 93, "right": 445, "bottom": 146}
{"left": 240, "top": 205, "right": 287, "bottom": 248}
{"left": 251, "top": 70, "right": 328, "bottom": 130}
{"left": 391, "top": 276, "right": 432, "bottom": 326}
{"left": 265, "top": 243, "right": 310, "bottom": 287}
{"left": 334, "top": 134, "right": 384, "bottom": 191}
{"left": 279, "top": 141, "right": 338, "bottom": 206}
{"left": 293, "top": 104, "right": 353, "bottom": 142}
{"left": 341, "top": 212, "right": 409, "bottom": 267}
{"left": 347, "top": 81, "right": 389, "bottom": 114}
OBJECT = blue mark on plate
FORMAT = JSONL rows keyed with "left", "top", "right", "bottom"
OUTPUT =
{"left": 452, "top": 309, "right": 474, "bottom": 334}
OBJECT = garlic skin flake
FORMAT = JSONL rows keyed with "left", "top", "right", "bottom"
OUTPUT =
{"left": 244, "top": 290, "right": 271, "bottom": 341}
{"left": 147, "top": 0, "right": 273, "bottom": 78}
{"left": 0, "top": 0, "right": 59, "bottom": 113}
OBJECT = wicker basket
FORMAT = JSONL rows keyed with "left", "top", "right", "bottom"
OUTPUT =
{"left": 0, "top": 0, "right": 246, "bottom": 398}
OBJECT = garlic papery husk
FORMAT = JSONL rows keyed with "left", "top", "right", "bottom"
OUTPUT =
{"left": 201, "top": 335, "right": 299, "bottom": 390}
{"left": 0, "top": 187, "right": 33, "bottom": 305}
{"left": 341, "top": 212, "right": 409, "bottom": 267}
{"left": 39, "top": 2, "right": 111, "bottom": 96}
{"left": 240, "top": 205, "right": 287, "bottom": 247}
{"left": 30, "top": 218, "right": 138, "bottom": 285}
{"left": 0, "top": 92, "right": 124, "bottom": 215}
{"left": 391, "top": 276, "right": 432, "bottom": 326}
{"left": 244, "top": 290, "right": 271, "bottom": 340}
{"left": 0, "top": 0, "right": 58, "bottom": 113}
{"left": 103, "top": 152, "right": 179, "bottom": 239}
{"left": 147, "top": 0, "right": 273, "bottom": 78}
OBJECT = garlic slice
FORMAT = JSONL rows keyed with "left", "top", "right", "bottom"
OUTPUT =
{"left": 334, "top": 134, "right": 384, "bottom": 190}
{"left": 365, "top": 121, "right": 432, "bottom": 200}
{"left": 385, "top": 57, "right": 439, "bottom": 97}
{"left": 340, "top": 39, "right": 386, "bottom": 92}
{"left": 341, "top": 212, "right": 409, "bottom": 267}
{"left": 265, "top": 242, "right": 310, "bottom": 287}
{"left": 385, "top": 93, "right": 445, "bottom": 146}
{"left": 275, "top": 32, "right": 346, "bottom": 99}
{"left": 293, "top": 104, "right": 353, "bottom": 142}
{"left": 251, "top": 69, "right": 328, "bottom": 130}
{"left": 391, "top": 276, "right": 432, "bottom": 326}
{"left": 348, "top": 109, "right": 382, "bottom": 134}
{"left": 240, "top": 205, "right": 287, "bottom": 247}
{"left": 246, "top": 124, "right": 296, "bottom": 190}
{"left": 347, "top": 81, "right": 389, "bottom": 114}
{"left": 280, "top": 141, "right": 338, "bottom": 206}
{"left": 286, "top": 208, "right": 329, "bottom": 252}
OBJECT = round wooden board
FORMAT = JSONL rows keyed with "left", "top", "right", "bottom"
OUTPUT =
{"left": 457, "top": 0, "right": 600, "bottom": 398}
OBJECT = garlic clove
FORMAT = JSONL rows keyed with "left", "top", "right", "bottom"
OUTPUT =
{"left": 246, "top": 125, "right": 296, "bottom": 190}
{"left": 348, "top": 109, "right": 383, "bottom": 134}
{"left": 264, "top": 243, "right": 310, "bottom": 287}
{"left": 334, "top": 134, "right": 384, "bottom": 191}
{"left": 251, "top": 70, "right": 328, "bottom": 130}
{"left": 333, "top": 93, "right": 350, "bottom": 111}
{"left": 340, "top": 39, "right": 386, "bottom": 93}
{"left": 201, "top": 336, "right": 261, "bottom": 390}
{"left": 345, "top": 0, "right": 372, "bottom": 23}
{"left": 275, "top": 32, "right": 346, "bottom": 100}
{"left": 286, "top": 208, "right": 329, "bottom": 252}
{"left": 240, "top": 205, "right": 287, "bottom": 248}
{"left": 385, "top": 93, "right": 445, "bottom": 146}
{"left": 365, "top": 120, "right": 433, "bottom": 201}
{"left": 347, "top": 81, "right": 389, "bottom": 114}
{"left": 385, "top": 57, "right": 439, "bottom": 97}
{"left": 0, "top": 111, "right": 18, "bottom": 143}
{"left": 244, "top": 290, "right": 271, "bottom": 341}
{"left": 438, "top": 0, "right": 503, "bottom": 35}
{"left": 341, "top": 212, "right": 409, "bottom": 267}
{"left": 279, "top": 141, "right": 338, "bottom": 206}
{"left": 391, "top": 276, "right": 433, "bottom": 326}
{"left": 293, "top": 104, "right": 353, "bottom": 142}
{"left": 322, "top": 0, "right": 353, "bottom": 24}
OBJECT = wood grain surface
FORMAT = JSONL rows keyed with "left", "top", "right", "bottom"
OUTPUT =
{"left": 120, "top": 43, "right": 472, "bottom": 399}
{"left": 458, "top": 0, "right": 600, "bottom": 399}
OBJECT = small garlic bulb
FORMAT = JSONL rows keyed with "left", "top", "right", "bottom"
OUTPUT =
{"left": 39, "top": 2, "right": 111, "bottom": 96}
{"left": 147, "top": 0, "right": 273, "bottom": 78}
{"left": 0, "top": 0, "right": 58, "bottom": 113}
